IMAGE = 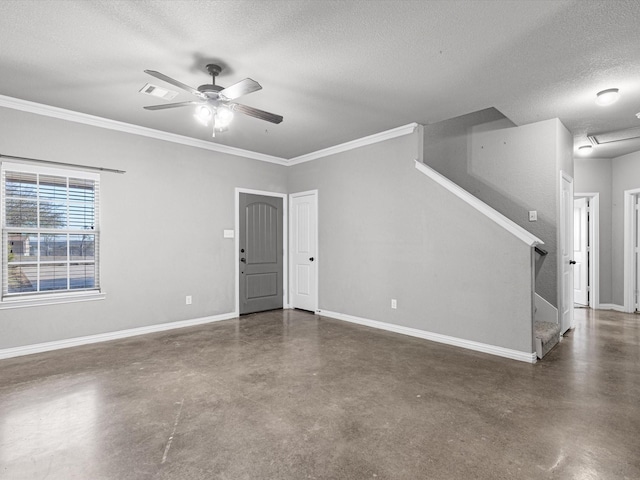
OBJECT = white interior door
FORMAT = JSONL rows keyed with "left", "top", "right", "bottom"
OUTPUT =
{"left": 560, "top": 173, "right": 574, "bottom": 333}
{"left": 290, "top": 191, "right": 318, "bottom": 312}
{"left": 573, "top": 197, "right": 588, "bottom": 306}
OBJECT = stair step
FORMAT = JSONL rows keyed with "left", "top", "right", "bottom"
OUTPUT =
{"left": 534, "top": 321, "right": 561, "bottom": 359}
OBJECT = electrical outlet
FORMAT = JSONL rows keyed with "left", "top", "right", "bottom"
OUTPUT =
{"left": 391, "top": 299, "right": 397, "bottom": 309}
{"left": 186, "top": 295, "right": 192, "bottom": 305}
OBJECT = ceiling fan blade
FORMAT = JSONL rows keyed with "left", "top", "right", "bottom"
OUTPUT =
{"left": 143, "top": 101, "right": 202, "bottom": 110}
{"left": 219, "top": 78, "right": 262, "bottom": 100}
{"left": 144, "top": 70, "right": 205, "bottom": 98}
{"left": 233, "top": 104, "right": 283, "bottom": 124}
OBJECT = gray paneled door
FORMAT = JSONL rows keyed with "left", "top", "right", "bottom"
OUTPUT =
{"left": 239, "top": 193, "right": 283, "bottom": 314}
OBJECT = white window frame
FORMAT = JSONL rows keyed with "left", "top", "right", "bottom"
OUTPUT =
{"left": 0, "top": 162, "right": 105, "bottom": 309}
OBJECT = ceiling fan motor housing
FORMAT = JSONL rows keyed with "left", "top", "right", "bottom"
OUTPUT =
{"left": 197, "top": 84, "right": 224, "bottom": 96}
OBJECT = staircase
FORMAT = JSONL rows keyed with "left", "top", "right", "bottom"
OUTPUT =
{"left": 534, "top": 321, "right": 561, "bottom": 359}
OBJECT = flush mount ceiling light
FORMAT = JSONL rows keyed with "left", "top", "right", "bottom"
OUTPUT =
{"left": 578, "top": 145, "right": 593, "bottom": 156}
{"left": 595, "top": 88, "right": 620, "bottom": 106}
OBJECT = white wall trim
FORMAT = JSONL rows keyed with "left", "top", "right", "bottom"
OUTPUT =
{"left": 0, "top": 291, "right": 106, "bottom": 310}
{"left": 319, "top": 309, "right": 537, "bottom": 363}
{"left": 0, "top": 311, "right": 237, "bottom": 360}
{"left": 235, "top": 188, "right": 288, "bottom": 316}
{"left": 597, "top": 303, "right": 627, "bottom": 312}
{"left": 0, "top": 94, "right": 288, "bottom": 165}
{"left": 414, "top": 160, "right": 543, "bottom": 247}
{"left": 623, "top": 188, "right": 640, "bottom": 313}
{"left": 575, "top": 192, "right": 600, "bottom": 309}
{"left": 287, "top": 123, "right": 419, "bottom": 165}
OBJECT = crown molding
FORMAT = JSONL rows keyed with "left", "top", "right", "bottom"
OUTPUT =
{"left": 0, "top": 94, "right": 419, "bottom": 167}
{"left": 0, "top": 94, "right": 288, "bottom": 165}
{"left": 286, "top": 123, "right": 419, "bottom": 165}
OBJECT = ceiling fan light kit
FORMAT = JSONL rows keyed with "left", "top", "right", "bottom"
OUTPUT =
{"left": 142, "top": 63, "right": 283, "bottom": 137}
{"left": 215, "top": 106, "right": 234, "bottom": 128}
{"left": 195, "top": 105, "right": 212, "bottom": 124}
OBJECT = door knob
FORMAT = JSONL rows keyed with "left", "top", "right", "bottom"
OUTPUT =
{"left": 569, "top": 260, "right": 576, "bottom": 265}
{"left": 241, "top": 257, "right": 246, "bottom": 263}
{"left": 309, "top": 257, "right": 314, "bottom": 262}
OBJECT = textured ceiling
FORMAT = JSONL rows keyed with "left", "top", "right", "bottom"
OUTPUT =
{"left": 0, "top": 0, "right": 639, "bottom": 159}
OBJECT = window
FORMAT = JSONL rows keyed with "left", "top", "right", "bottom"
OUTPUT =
{"left": 1, "top": 162, "right": 101, "bottom": 305}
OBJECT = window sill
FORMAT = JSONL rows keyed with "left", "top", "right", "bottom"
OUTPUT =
{"left": 0, "top": 291, "right": 106, "bottom": 309}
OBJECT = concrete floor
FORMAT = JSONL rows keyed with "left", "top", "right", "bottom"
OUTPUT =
{"left": 0, "top": 308, "right": 639, "bottom": 479}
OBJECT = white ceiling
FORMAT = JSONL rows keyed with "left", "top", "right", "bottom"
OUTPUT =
{"left": 1, "top": 0, "right": 639, "bottom": 160}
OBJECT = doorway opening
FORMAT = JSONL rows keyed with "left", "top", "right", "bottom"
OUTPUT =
{"left": 574, "top": 192, "right": 600, "bottom": 309}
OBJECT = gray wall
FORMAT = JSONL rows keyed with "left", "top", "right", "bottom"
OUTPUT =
{"left": 574, "top": 157, "right": 613, "bottom": 304}
{"left": 0, "top": 107, "right": 287, "bottom": 349}
{"left": 288, "top": 132, "right": 535, "bottom": 353}
{"left": 0, "top": 106, "right": 551, "bottom": 355}
{"left": 423, "top": 111, "right": 571, "bottom": 308}
{"left": 611, "top": 150, "right": 640, "bottom": 305}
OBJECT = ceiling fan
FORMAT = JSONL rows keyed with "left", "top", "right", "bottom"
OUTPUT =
{"left": 142, "top": 64, "right": 283, "bottom": 136}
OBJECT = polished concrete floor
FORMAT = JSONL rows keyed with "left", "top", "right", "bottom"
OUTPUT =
{"left": 1, "top": 308, "right": 639, "bottom": 479}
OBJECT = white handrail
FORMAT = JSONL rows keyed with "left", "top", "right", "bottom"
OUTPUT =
{"left": 414, "top": 160, "right": 544, "bottom": 247}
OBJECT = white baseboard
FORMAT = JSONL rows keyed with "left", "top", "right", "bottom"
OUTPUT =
{"left": 0, "top": 312, "right": 237, "bottom": 360}
{"left": 597, "top": 303, "right": 627, "bottom": 312}
{"left": 318, "top": 309, "right": 537, "bottom": 363}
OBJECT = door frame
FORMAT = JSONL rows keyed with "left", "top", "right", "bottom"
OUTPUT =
{"left": 289, "top": 189, "right": 319, "bottom": 313}
{"left": 235, "top": 188, "right": 288, "bottom": 316}
{"left": 574, "top": 192, "right": 600, "bottom": 309}
{"left": 623, "top": 188, "right": 640, "bottom": 313}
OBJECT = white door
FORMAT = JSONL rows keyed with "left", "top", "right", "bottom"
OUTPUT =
{"left": 573, "top": 197, "right": 588, "bottom": 306}
{"left": 560, "top": 172, "right": 574, "bottom": 333}
{"left": 290, "top": 191, "right": 318, "bottom": 312}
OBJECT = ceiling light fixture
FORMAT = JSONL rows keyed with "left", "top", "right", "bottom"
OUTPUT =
{"left": 195, "top": 105, "right": 212, "bottom": 125}
{"left": 595, "top": 88, "right": 620, "bottom": 106}
{"left": 214, "top": 106, "right": 234, "bottom": 130}
{"left": 578, "top": 145, "right": 593, "bottom": 156}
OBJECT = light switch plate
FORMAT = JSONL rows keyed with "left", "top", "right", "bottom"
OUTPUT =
{"left": 528, "top": 210, "right": 537, "bottom": 222}
{"left": 224, "top": 229, "right": 235, "bottom": 238}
